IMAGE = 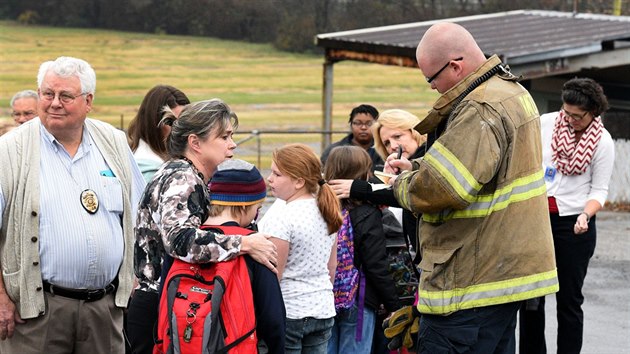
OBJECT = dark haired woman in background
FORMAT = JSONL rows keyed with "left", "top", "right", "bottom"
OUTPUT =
{"left": 127, "top": 85, "right": 190, "bottom": 182}
{"left": 519, "top": 78, "right": 615, "bottom": 354}
{"left": 125, "top": 85, "right": 190, "bottom": 353}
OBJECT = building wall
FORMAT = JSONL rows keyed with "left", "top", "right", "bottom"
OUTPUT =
{"left": 608, "top": 139, "right": 630, "bottom": 204}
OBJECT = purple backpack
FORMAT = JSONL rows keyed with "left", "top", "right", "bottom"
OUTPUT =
{"left": 333, "top": 209, "right": 360, "bottom": 310}
{"left": 332, "top": 208, "right": 367, "bottom": 341}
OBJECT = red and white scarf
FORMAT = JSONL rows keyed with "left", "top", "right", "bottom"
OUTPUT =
{"left": 551, "top": 110, "right": 603, "bottom": 175}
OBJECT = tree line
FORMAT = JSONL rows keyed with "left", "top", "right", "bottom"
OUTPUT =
{"left": 1, "top": 0, "right": 627, "bottom": 53}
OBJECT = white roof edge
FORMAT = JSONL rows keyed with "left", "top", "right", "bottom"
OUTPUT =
{"left": 317, "top": 10, "right": 630, "bottom": 39}
{"left": 525, "top": 9, "right": 630, "bottom": 21}
{"left": 574, "top": 12, "right": 630, "bottom": 21}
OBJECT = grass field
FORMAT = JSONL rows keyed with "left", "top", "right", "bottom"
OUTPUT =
{"left": 0, "top": 21, "right": 438, "bottom": 167}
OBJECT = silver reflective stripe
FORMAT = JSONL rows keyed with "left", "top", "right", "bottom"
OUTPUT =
{"left": 424, "top": 142, "right": 481, "bottom": 202}
{"left": 464, "top": 177, "right": 546, "bottom": 212}
{"left": 423, "top": 170, "right": 547, "bottom": 222}
{"left": 418, "top": 270, "right": 559, "bottom": 314}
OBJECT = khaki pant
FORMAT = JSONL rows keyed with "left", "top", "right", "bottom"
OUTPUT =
{"left": 0, "top": 291, "right": 124, "bottom": 354}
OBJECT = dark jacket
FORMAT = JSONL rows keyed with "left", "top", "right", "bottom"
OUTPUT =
{"left": 349, "top": 145, "right": 426, "bottom": 254}
{"left": 321, "top": 133, "right": 384, "bottom": 172}
{"left": 349, "top": 203, "right": 401, "bottom": 312}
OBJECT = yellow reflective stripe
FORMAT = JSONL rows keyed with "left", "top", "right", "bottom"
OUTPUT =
{"left": 518, "top": 94, "right": 538, "bottom": 118}
{"left": 423, "top": 170, "right": 546, "bottom": 223}
{"left": 425, "top": 142, "right": 481, "bottom": 203}
{"left": 394, "top": 170, "right": 414, "bottom": 211}
{"left": 419, "top": 268, "right": 557, "bottom": 299}
{"left": 417, "top": 269, "right": 559, "bottom": 314}
{"left": 418, "top": 284, "right": 559, "bottom": 314}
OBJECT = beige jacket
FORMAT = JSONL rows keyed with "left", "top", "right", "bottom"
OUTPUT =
{"left": 394, "top": 56, "right": 558, "bottom": 315}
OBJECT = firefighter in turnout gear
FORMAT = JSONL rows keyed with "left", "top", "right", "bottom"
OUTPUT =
{"left": 385, "top": 22, "right": 558, "bottom": 353}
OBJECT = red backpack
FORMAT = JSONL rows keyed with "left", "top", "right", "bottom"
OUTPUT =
{"left": 154, "top": 225, "right": 257, "bottom": 354}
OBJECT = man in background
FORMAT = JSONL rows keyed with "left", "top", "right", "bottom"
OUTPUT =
{"left": 321, "top": 104, "right": 384, "bottom": 171}
{"left": 10, "top": 90, "right": 38, "bottom": 124}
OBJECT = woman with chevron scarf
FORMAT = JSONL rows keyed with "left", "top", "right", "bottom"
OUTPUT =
{"left": 519, "top": 77, "right": 615, "bottom": 354}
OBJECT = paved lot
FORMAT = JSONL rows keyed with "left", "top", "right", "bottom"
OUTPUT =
{"left": 518, "top": 211, "right": 630, "bottom": 354}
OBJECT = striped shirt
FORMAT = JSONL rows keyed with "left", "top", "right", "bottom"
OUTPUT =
{"left": 0, "top": 122, "right": 145, "bottom": 289}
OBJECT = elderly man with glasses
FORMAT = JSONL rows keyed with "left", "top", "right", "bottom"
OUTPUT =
{"left": 0, "top": 56, "right": 145, "bottom": 353}
{"left": 320, "top": 104, "right": 384, "bottom": 172}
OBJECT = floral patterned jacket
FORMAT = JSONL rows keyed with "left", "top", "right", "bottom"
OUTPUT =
{"left": 134, "top": 158, "right": 242, "bottom": 292}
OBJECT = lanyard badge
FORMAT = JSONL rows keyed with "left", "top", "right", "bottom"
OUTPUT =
{"left": 544, "top": 166, "right": 556, "bottom": 182}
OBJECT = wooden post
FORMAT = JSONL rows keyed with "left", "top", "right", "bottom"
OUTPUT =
{"left": 322, "top": 60, "right": 334, "bottom": 154}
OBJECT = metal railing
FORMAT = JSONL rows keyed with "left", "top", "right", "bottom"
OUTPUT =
{"left": 234, "top": 129, "right": 347, "bottom": 169}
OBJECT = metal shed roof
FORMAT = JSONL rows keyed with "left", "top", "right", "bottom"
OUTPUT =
{"left": 315, "top": 10, "right": 630, "bottom": 148}
{"left": 316, "top": 10, "right": 630, "bottom": 78}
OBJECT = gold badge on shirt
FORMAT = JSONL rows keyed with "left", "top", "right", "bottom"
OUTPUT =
{"left": 80, "top": 189, "right": 99, "bottom": 214}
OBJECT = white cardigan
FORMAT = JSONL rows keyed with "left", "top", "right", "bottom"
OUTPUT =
{"left": 540, "top": 112, "right": 615, "bottom": 216}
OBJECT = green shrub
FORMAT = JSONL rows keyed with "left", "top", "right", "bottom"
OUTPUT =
{"left": 17, "top": 10, "right": 39, "bottom": 25}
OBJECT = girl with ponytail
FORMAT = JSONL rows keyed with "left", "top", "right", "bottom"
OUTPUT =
{"left": 258, "top": 143, "right": 342, "bottom": 353}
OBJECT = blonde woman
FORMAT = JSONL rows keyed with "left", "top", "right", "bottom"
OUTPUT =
{"left": 329, "top": 109, "right": 426, "bottom": 253}
{"left": 372, "top": 109, "right": 427, "bottom": 163}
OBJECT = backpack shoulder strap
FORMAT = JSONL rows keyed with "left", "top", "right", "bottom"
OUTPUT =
{"left": 200, "top": 224, "right": 254, "bottom": 236}
{"left": 200, "top": 225, "right": 257, "bottom": 353}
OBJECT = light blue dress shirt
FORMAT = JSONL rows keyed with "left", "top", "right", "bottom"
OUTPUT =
{"left": 0, "top": 122, "right": 145, "bottom": 289}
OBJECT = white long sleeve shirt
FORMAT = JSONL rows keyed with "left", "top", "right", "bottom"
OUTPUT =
{"left": 540, "top": 112, "right": 615, "bottom": 216}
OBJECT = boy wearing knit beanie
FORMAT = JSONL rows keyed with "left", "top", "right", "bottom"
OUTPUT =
{"left": 203, "top": 159, "right": 286, "bottom": 353}
{"left": 207, "top": 159, "right": 268, "bottom": 228}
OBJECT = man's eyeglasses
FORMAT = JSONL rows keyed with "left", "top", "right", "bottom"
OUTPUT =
{"left": 11, "top": 111, "right": 37, "bottom": 118}
{"left": 561, "top": 107, "right": 590, "bottom": 121}
{"left": 426, "top": 57, "right": 464, "bottom": 83}
{"left": 40, "top": 90, "right": 88, "bottom": 104}
{"left": 351, "top": 120, "right": 374, "bottom": 128}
